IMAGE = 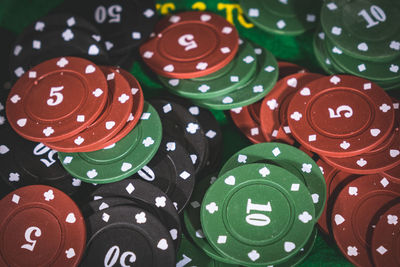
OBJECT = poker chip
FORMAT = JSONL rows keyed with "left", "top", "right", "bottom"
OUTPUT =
{"left": 287, "top": 75, "right": 395, "bottom": 157}
{"left": 45, "top": 66, "right": 133, "bottom": 152}
{"left": 82, "top": 205, "right": 176, "bottom": 266}
{"left": 219, "top": 142, "right": 326, "bottom": 220}
{"left": 140, "top": 11, "right": 239, "bottom": 79}
{"left": 320, "top": 0, "right": 400, "bottom": 62}
{"left": 331, "top": 174, "right": 400, "bottom": 267}
{"left": 240, "top": 0, "right": 321, "bottom": 35}
{"left": 132, "top": 135, "right": 195, "bottom": 213}
{"left": 201, "top": 163, "right": 315, "bottom": 265}
{"left": 326, "top": 37, "right": 400, "bottom": 82}
{"left": 90, "top": 178, "right": 182, "bottom": 251}
{"left": 99, "top": 68, "right": 144, "bottom": 148}
{"left": 158, "top": 39, "right": 257, "bottom": 100}
{"left": 149, "top": 99, "right": 209, "bottom": 175}
{"left": 58, "top": 101, "right": 162, "bottom": 183}
{"left": 6, "top": 56, "right": 108, "bottom": 142}
{"left": 192, "top": 45, "right": 278, "bottom": 110}
{"left": 230, "top": 104, "right": 266, "bottom": 144}
{"left": 10, "top": 22, "right": 109, "bottom": 81}
{"left": 259, "top": 72, "right": 324, "bottom": 144}
{"left": 370, "top": 201, "right": 400, "bottom": 267}
{"left": 57, "top": 0, "right": 158, "bottom": 56}
{"left": 0, "top": 185, "right": 86, "bottom": 267}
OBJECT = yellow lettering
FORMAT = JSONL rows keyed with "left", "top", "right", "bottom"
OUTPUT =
{"left": 192, "top": 2, "right": 207, "bottom": 11}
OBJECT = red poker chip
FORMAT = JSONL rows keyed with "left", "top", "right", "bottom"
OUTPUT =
{"left": 0, "top": 185, "right": 86, "bottom": 267}
{"left": 6, "top": 57, "right": 108, "bottom": 142}
{"left": 287, "top": 75, "right": 395, "bottom": 157}
{"left": 331, "top": 174, "right": 400, "bottom": 267}
{"left": 260, "top": 73, "right": 323, "bottom": 144}
{"left": 316, "top": 159, "right": 360, "bottom": 236}
{"left": 322, "top": 98, "right": 400, "bottom": 174}
{"left": 371, "top": 201, "right": 400, "bottom": 267}
{"left": 45, "top": 66, "right": 133, "bottom": 152}
{"left": 230, "top": 104, "right": 266, "bottom": 144}
{"left": 98, "top": 68, "right": 144, "bottom": 148}
{"left": 140, "top": 11, "right": 239, "bottom": 79}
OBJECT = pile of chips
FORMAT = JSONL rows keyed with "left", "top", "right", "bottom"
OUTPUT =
{"left": 0, "top": 0, "right": 399, "bottom": 266}
{"left": 240, "top": 0, "right": 321, "bottom": 36}
{"left": 140, "top": 11, "right": 279, "bottom": 110}
{"left": 183, "top": 142, "right": 326, "bottom": 266}
{"left": 313, "top": 0, "right": 400, "bottom": 91}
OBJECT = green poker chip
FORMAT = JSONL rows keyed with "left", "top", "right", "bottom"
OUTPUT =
{"left": 201, "top": 163, "right": 315, "bottom": 266}
{"left": 58, "top": 102, "right": 162, "bottom": 183}
{"left": 176, "top": 234, "right": 239, "bottom": 267}
{"left": 158, "top": 39, "right": 257, "bottom": 100}
{"left": 326, "top": 35, "right": 400, "bottom": 82}
{"left": 219, "top": 142, "right": 326, "bottom": 220}
{"left": 240, "top": 0, "right": 321, "bottom": 36}
{"left": 184, "top": 174, "right": 239, "bottom": 265}
{"left": 192, "top": 45, "right": 278, "bottom": 110}
{"left": 313, "top": 29, "right": 342, "bottom": 75}
{"left": 320, "top": 0, "right": 400, "bottom": 62}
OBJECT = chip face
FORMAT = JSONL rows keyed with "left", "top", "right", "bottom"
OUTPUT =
{"left": 287, "top": 75, "right": 395, "bottom": 157}
{"left": 6, "top": 57, "right": 108, "bottom": 143}
{"left": 140, "top": 11, "right": 239, "bottom": 79}
{"left": 201, "top": 163, "right": 315, "bottom": 266}
{"left": 320, "top": 0, "right": 400, "bottom": 62}
{"left": 0, "top": 185, "right": 86, "bottom": 267}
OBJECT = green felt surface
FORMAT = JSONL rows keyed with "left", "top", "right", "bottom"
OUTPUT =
{"left": 2, "top": 0, "right": 398, "bottom": 266}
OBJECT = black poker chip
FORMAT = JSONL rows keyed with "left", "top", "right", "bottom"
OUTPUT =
{"left": 149, "top": 99, "right": 209, "bottom": 176}
{"left": 90, "top": 178, "right": 182, "bottom": 250}
{"left": 131, "top": 134, "right": 195, "bottom": 214}
{"left": 82, "top": 205, "right": 175, "bottom": 266}
{"left": 55, "top": 0, "right": 158, "bottom": 56}
{"left": 9, "top": 17, "right": 109, "bottom": 80}
{"left": 0, "top": 91, "right": 94, "bottom": 203}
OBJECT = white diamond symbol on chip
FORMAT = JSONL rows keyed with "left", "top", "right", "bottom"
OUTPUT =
{"left": 230, "top": 76, "right": 239, "bottom": 82}
{"left": 376, "top": 246, "right": 387, "bottom": 255}
{"left": 102, "top": 213, "right": 110, "bottom": 222}
{"left": 169, "top": 15, "right": 181, "bottom": 23}
{"left": 250, "top": 127, "right": 259, "bottom": 136}
{"left": 198, "top": 84, "right": 210, "bottom": 93}
{"left": 331, "top": 26, "right": 342, "bottom": 35}
{"left": 63, "top": 156, "right": 73, "bottom": 164}
{"left": 306, "top": 14, "right": 316, "bottom": 22}
{"left": 143, "top": 51, "right": 154, "bottom": 59}
{"left": 57, "top": 57, "right": 69, "bottom": 67}
{"left": 220, "top": 47, "right": 231, "bottom": 54}
{"left": 12, "top": 194, "right": 20, "bottom": 204}
{"left": 206, "top": 130, "right": 216, "bottom": 139}
{"left": 32, "top": 40, "right": 41, "bottom": 49}
{"left": 308, "top": 134, "right": 316, "bottom": 142}
{"left": 327, "top": 2, "right": 338, "bottom": 10}
{"left": 291, "top": 184, "right": 300, "bottom": 191}
{"left": 276, "top": 20, "right": 286, "bottom": 29}
{"left": 248, "top": 8, "right": 259, "bottom": 17}
{"left": 163, "top": 104, "right": 172, "bottom": 113}
{"left": 330, "top": 76, "right": 341, "bottom": 84}
{"left": 217, "top": 235, "right": 227, "bottom": 244}
{"left": 141, "top": 112, "right": 150, "bottom": 120}
{"left": 357, "top": 64, "right": 366, "bottom": 72}
{"left": 272, "top": 147, "right": 281, "bottom": 157}
{"left": 243, "top": 56, "right": 255, "bottom": 64}
{"left": 196, "top": 62, "right": 208, "bottom": 70}
{"left": 265, "top": 66, "right": 275, "bottom": 72}
{"left": 222, "top": 27, "right": 233, "bottom": 34}
{"left": 126, "top": 183, "right": 135, "bottom": 194}
{"left": 180, "top": 171, "right": 190, "bottom": 180}
{"left": 144, "top": 8, "right": 155, "bottom": 18}
{"left": 380, "top": 177, "right": 389, "bottom": 187}
{"left": 29, "top": 71, "right": 37, "bottom": 78}
{"left": 132, "top": 32, "right": 141, "bottom": 40}
{"left": 191, "top": 201, "right": 200, "bottom": 208}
